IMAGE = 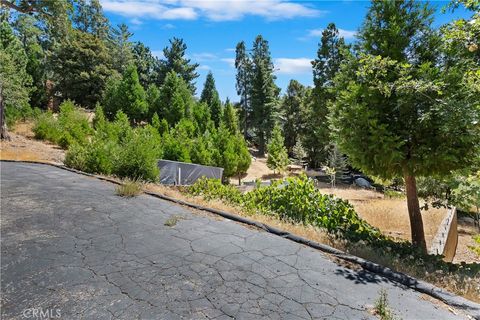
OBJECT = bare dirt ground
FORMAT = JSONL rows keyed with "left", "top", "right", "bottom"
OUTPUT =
{"left": 454, "top": 216, "right": 480, "bottom": 264}
{"left": 0, "top": 122, "right": 65, "bottom": 164}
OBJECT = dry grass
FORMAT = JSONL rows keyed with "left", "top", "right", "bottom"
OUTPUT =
{"left": 318, "top": 186, "right": 447, "bottom": 248}
{"left": 454, "top": 216, "right": 480, "bottom": 264}
{"left": 0, "top": 121, "right": 65, "bottom": 164}
{"left": 144, "top": 183, "right": 335, "bottom": 246}
{"left": 115, "top": 179, "right": 143, "bottom": 197}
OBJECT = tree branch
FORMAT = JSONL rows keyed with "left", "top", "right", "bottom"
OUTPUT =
{"left": 0, "top": 0, "right": 52, "bottom": 16}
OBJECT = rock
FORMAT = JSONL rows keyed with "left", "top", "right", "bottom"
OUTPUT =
{"left": 354, "top": 177, "right": 372, "bottom": 189}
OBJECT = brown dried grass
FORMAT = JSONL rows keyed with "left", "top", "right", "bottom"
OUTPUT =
{"left": 318, "top": 187, "right": 447, "bottom": 248}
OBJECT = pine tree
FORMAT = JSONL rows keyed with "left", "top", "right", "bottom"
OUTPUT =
{"left": 0, "top": 21, "right": 31, "bottom": 139}
{"left": 280, "top": 80, "right": 306, "bottom": 154}
{"left": 13, "top": 15, "right": 45, "bottom": 108}
{"left": 222, "top": 98, "right": 239, "bottom": 135}
{"left": 191, "top": 102, "right": 212, "bottom": 135}
{"left": 250, "top": 35, "right": 279, "bottom": 156}
{"left": 73, "top": 0, "right": 110, "bottom": 40}
{"left": 157, "top": 38, "right": 199, "bottom": 94}
{"left": 154, "top": 71, "right": 193, "bottom": 126}
{"left": 132, "top": 42, "right": 159, "bottom": 88}
{"left": 51, "top": 29, "right": 114, "bottom": 108}
{"left": 303, "top": 23, "right": 349, "bottom": 168}
{"left": 112, "top": 23, "right": 134, "bottom": 74}
{"left": 267, "top": 124, "right": 289, "bottom": 174}
{"left": 234, "top": 134, "right": 251, "bottom": 185}
{"left": 292, "top": 140, "right": 307, "bottom": 165}
{"left": 115, "top": 65, "right": 148, "bottom": 123}
{"left": 235, "top": 41, "right": 252, "bottom": 139}
{"left": 200, "top": 72, "right": 222, "bottom": 127}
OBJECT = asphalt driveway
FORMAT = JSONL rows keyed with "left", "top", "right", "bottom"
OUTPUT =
{"left": 0, "top": 162, "right": 466, "bottom": 319}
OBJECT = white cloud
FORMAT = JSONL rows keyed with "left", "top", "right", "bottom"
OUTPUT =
{"left": 192, "top": 52, "right": 217, "bottom": 61}
{"left": 307, "top": 28, "right": 357, "bottom": 40}
{"left": 221, "top": 58, "right": 235, "bottom": 67}
{"left": 162, "top": 23, "right": 176, "bottom": 29}
{"left": 225, "top": 48, "right": 236, "bottom": 52}
{"left": 101, "top": 0, "right": 324, "bottom": 21}
{"left": 101, "top": 1, "right": 197, "bottom": 20}
{"left": 198, "top": 65, "right": 211, "bottom": 70}
{"left": 274, "top": 58, "right": 311, "bottom": 74}
{"left": 130, "top": 18, "right": 143, "bottom": 25}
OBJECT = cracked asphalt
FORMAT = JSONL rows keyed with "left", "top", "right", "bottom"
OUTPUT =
{"left": 0, "top": 162, "right": 466, "bottom": 319}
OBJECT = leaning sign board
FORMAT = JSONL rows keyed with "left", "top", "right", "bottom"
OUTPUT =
{"left": 157, "top": 159, "right": 224, "bottom": 185}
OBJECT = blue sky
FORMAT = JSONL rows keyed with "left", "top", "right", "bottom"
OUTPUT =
{"left": 101, "top": 0, "right": 470, "bottom": 101}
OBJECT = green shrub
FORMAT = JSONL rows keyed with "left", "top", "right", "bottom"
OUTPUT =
{"left": 33, "top": 111, "right": 62, "bottom": 142}
{"left": 5, "top": 104, "right": 39, "bottom": 127}
{"left": 33, "top": 100, "right": 92, "bottom": 148}
{"left": 114, "top": 126, "right": 162, "bottom": 181}
{"left": 57, "top": 100, "right": 92, "bottom": 148}
{"left": 64, "top": 143, "right": 89, "bottom": 171}
{"left": 189, "top": 175, "right": 382, "bottom": 242}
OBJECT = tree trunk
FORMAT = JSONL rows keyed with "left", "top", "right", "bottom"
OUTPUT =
{"left": 0, "top": 83, "right": 10, "bottom": 141}
{"left": 403, "top": 171, "right": 427, "bottom": 252}
{"left": 258, "top": 132, "right": 265, "bottom": 156}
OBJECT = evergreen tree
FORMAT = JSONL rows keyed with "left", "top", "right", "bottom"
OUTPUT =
{"left": 153, "top": 71, "right": 194, "bottom": 126}
{"left": 132, "top": 42, "right": 159, "bottom": 88}
{"left": 235, "top": 41, "right": 252, "bottom": 139}
{"left": 292, "top": 140, "right": 307, "bottom": 165}
{"left": 0, "top": 21, "right": 31, "bottom": 139}
{"left": 117, "top": 65, "right": 148, "bottom": 123}
{"left": 250, "top": 35, "right": 279, "bottom": 156}
{"left": 267, "top": 124, "right": 289, "bottom": 174}
{"left": 331, "top": 0, "right": 479, "bottom": 251}
{"left": 191, "top": 102, "right": 213, "bottom": 135}
{"left": 51, "top": 29, "right": 114, "bottom": 108}
{"left": 233, "top": 134, "right": 251, "bottom": 185}
{"left": 103, "top": 65, "right": 147, "bottom": 123}
{"left": 112, "top": 23, "right": 133, "bottom": 74}
{"left": 145, "top": 83, "right": 160, "bottom": 118}
{"left": 303, "top": 23, "right": 349, "bottom": 168}
{"left": 200, "top": 72, "right": 222, "bottom": 127}
{"left": 73, "top": 0, "right": 110, "bottom": 39}
{"left": 280, "top": 80, "right": 306, "bottom": 154}
{"left": 358, "top": 0, "right": 437, "bottom": 63}
{"left": 222, "top": 98, "right": 239, "bottom": 135}
{"left": 157, "top": 38, "right": 199, "bottom": 94}
{"left": 13, "top": 15, "right": 46, "bottom": 108}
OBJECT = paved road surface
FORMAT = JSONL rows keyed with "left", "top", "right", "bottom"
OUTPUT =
{"left": 0, "top": 162, "right": 465, "bottom": 319}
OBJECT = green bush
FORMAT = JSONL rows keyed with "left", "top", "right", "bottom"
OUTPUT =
{"left": 65, "top": 114, "right": 162, "bottom": 182}
{"left": 33, "top": 100, "right": 92, "bottom": 148}
{"left": 64, "top": 143, "right": 88, "bottom": 171}
{"left": 114, "top": 126, "right": 162, "bottom": 181}
{"left": 5, "top": 104, "right": 39, "bottom": 127}
{"left": 190, "top": 175, "right": 383, "bottom": 242}
{"left": 33, "top": 111, "right": 62, "bottom": 142}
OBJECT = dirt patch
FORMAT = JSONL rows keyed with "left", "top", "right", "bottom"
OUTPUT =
{"left": 453, "top": 216, "right": 480, "bottom": 264}
{"left": 1, "top": 123, "right": 65, "bottom": 164}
